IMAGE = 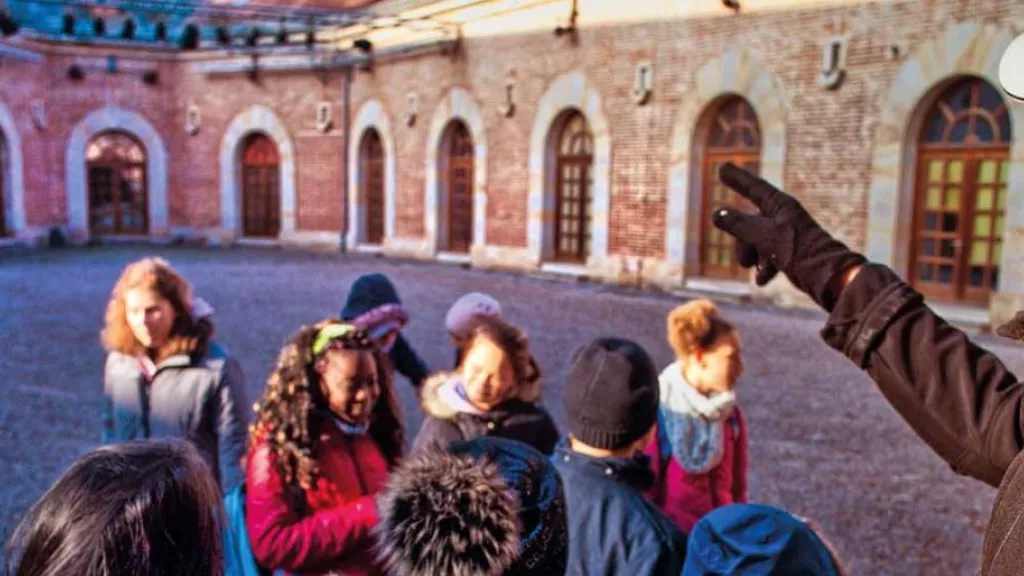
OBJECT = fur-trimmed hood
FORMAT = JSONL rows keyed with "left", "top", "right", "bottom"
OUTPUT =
{"left": 419, "top": 371, "right": 542, "bottom": 420}
{"left": 375, "top": 437, "right": 568, "bottom": 576}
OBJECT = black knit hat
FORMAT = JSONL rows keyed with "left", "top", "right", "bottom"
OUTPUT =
{"left": 564, "top": 337, "right": 660, "bottom": 450}
{"left": 375, "top": 437, "right": 568, "bottom": 576}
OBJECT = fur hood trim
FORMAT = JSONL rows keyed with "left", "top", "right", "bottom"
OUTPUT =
{"left": 375, "top": 447, "right": 521, "bottom": 576}
{"left": 420, "top": 371, "right": 542, "bottom": 420}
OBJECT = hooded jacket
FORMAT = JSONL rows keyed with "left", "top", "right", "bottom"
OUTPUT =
{"left": 245, "top": 419, "right": 389, "bottom": 576}
{"left": 376, "top": 436, "right": 568, "bottom": 576}
{"left": 551, "top": 440, "right": 687, "bottom": 575}
{"left": 340, "top": 273, "right": 430, "bottom": 389}
{"left": 411, "top": 372, "right": 560, "bottom": 456}
{"left": 102, "top": 340, "right": 250, "bottom": 493}
{"left": 819, "top": 263, "right": 1024, "bottom": 575}
{"left": 682, "top": 504, "right": 841, "bottom": 575}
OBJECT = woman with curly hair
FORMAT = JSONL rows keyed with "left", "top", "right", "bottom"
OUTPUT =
{"left": 245, "top": 321, "right": 403, "bottom": 576}
{"left": 411, "top": 315, "right": 558, "bottom": 455}
{"left": 644, "top": 298, "right": 748, "bottom": 534}
{"left": 101, "top": 257, "right": 249, "bottom": 492}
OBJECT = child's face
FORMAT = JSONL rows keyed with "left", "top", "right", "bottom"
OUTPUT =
{"left": 460, "top": 335, "right": 516, "bottom": 411}
{"left": 692, "top": 331, "right": 744, "bottom": 395}
{"left": 317, "top": 349, "right": 380, "bottom": 426}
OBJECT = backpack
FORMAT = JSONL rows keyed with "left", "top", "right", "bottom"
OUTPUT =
{"left": 223, "top": 483, "right": 271, "bottom": 576}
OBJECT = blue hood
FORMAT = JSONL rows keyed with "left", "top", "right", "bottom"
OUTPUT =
{"left": 340, "top": 273, "right": 402, "bottom": 320}
{"left": 683, "top": 504, "right": 840, "bottom": 576}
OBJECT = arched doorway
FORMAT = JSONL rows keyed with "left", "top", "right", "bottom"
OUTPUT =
{"left": 360, "top": 129, "right": 385, "bottom": 245}
{"left": 910, "top": 77, "right": 1012, "bottom": 305}
{"left": 86, "top": 132, "right": 148, "bottom": 235}
{"left": 240, "top": 133, "right": 281, "bottom": 238}
{"left": 550, "top": 110, "right": 594, "bottom": 263}
{"left": 698, "top": 96, "right": 761, "bottom": 280}
{"left": 440, "top": 120, "right": 474, "bottom": 253}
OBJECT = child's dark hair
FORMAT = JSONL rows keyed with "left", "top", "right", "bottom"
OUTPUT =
{"left": 249, "top": 320, "right": 404, "bottom": 489}
{"left": 459, "top": 315, "right": 542, "bottom": 403}
{"left": 667, "top": 299, "right": 736, "bottom": 358}
{"left": 4, "top": 438, "right": 224, "bottom": 576}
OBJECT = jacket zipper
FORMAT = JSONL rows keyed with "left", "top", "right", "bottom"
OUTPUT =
{"left": 344, "top": 436, "right": 369, "bottom": 495}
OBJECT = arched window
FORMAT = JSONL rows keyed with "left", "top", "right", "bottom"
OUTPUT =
{"left": 699, "top": 96, "right": 761, "bottom": 280}
{"left": 440, "top": 120, "right": 474, "bottom": 253}
{"left": 241, "top": 133, "right": 281, "bottom": 238}
{"left": 552, "top": 111, "right": 594, "bottom": 262}
{"left": 911, "top": 77, "right": 1012, "bottom": 304}
{"left": 360, "top": 129, "right": 385, "bottom": 245}
{"left": 86, "top": 131, "right": 147, "bottom": 235}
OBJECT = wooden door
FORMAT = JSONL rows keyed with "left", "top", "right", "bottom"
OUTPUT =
{"left": 911, "top": 77, "right": 1012, "bottom": 304}
{"left": 361, "top": 130, "right": 385, "bottom": 245}
{"left": 86, "top": 132, "right": 148, "bottom": 235}
{"left": 553, "top": 112, "right": 594, "bottom": 263}
{"left": 446, "top": 122, "right": 474, "bottom": 253}
{"left": 241, "top": 134, "right": 281, "bottom": 238}
{"left": 699, "top": 97, "right": 761, "bottom": 280}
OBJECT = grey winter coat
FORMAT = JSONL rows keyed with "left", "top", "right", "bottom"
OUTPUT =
{"left": 101, "top": 342, "right": 250, "bottom": 492}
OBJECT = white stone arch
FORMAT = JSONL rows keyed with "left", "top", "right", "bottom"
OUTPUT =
{"left": 66, "top": 106, "right": 169, "bottom": 238}
{"left": 219, "top": 105, "right": 296, "bottom": 238}
{"left": 867, "top": 21, "right": 1024, "bottom": 302}
{"left": 424, "top": 88, "right": 488, "bottom": 255}
{"left": 664, "top": 50, "right": 788, "bottom": 279}
{"left": 528, "top": 70, "right": 612, "bottom": 265}
{"left": 347, "top": 99, "right": 397, "bottom": 249}
{"left": 0, "top": 101, "right": 25, "bottom": 237}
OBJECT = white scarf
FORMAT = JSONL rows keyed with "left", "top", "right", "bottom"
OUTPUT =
{"left": 658, "top": 361, "right": 737, "bottom": 474}
{"left": 437, "top": 377, "right": 486, "bottom": 416}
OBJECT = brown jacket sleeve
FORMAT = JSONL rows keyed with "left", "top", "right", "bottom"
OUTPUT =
{"left": 820, "top": 263, "right": 1024, "bottom": 487}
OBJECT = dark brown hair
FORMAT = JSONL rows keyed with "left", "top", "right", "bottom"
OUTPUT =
{"left": 4, "top": 439, "right": 224, "bottom": 576}
{"left": 101, "top": 257, "right": 212, "bottom": 362}
{"left": 667, "top": 299, "right": 736, "bottom": 358}
{"left": 249, "top": 320, "right": 404, "bottom": 489}
{"left": 459, "top": 315, "right": 542, "bottom": 403}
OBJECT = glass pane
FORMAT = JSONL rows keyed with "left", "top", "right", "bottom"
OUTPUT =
{"left": 928, "top": 160, "right": 945, "bottom": 182}
{"left": 979, "top": 81, "right": 1004, "bottom": 112}
{"left": 996, "top": 216, "right": 1005, "bottom": 237}
{"left": 925, "top": 213, "right": 938, "bottom": 230}
{"left": 722, "top": 248, "right": 731, "bottom": 265}
{"left": 975, "top": 215, "right": 992, "bottom": 237}
{"left": 948, "top": 161, "right": 964, "bottom": 183}
{"left": 922, "top": 238, "right": 936, "bottom": 256}
{"left": 994, "top": 242, "right": 1003, "bottom": 265}
{"left": 945, "top": 187, "right": 960, "bottom": 210}
{"left": 941, "top": 239, "right": 956, "bottom": 258}
{"left": 926, "top": 187, "right": 942, "bottom": 209}
{"left": 949, "top": 119, "right": 969, "bottom": 143}
{"left": 924, "top": 114, "right": 946, "bottom": 143}
{"left": 1001, "top": 161, "right": 1009, "bottom": 184}
{"left": 938, "top": 265, "right": 954, "bottom": 284}
{"left": 971, "top": 241, "right": 990, "bottom": 265}
{"left": 919, "top": 263, "right": 934, "bottom": 281}
{"left": 998, "top": 189, "right": 1007, "bottom": 211}
{"left": 999, "top": 112, "right": 1012, "bottom": 145}
{"left": 942, "top": 213, "right": 959, "bottom": 232}
{"left": 976, "top": 119, "right": 995, "bottom": 143}
{"left": 980, "top": 160, "right": 998, "bottom": 184}
{"left": 969, "top": 266, "right": 985, "bottom": 287}
{"left": 977, "top": 188, "right": 994, "bottom": 210}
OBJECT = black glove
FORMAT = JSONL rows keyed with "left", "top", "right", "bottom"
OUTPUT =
{"left": 711, "top": 163, "right": 867, "bottom": 312}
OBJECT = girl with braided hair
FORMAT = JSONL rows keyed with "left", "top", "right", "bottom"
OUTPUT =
{"left": 644, "top": 298, "right": 749, "bottom": 534}
{"left": 245, "top": 320, "right": 403, "bottom": 576}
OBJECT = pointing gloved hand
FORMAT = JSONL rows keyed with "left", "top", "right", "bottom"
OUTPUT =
{"left": 711, "top": 163, "right": 867, "bottom": 312}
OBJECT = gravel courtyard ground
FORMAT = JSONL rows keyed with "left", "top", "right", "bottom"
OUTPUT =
{"left": 0, "top": 245, "right": 1015, "bottom": 574}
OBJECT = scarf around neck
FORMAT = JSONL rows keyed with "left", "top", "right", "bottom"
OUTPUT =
{"left": 437, "top": 376, "right": 486, "bottom": 416}
{"left": 658, "top": 361, "right": 737, "bottom": 474}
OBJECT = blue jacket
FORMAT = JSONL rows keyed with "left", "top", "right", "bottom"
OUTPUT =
{"left": 551, "top": 440, "right": 687, "bottom": 575}
{"left": 339, "top": 273, "right": 429, "bottom": 389}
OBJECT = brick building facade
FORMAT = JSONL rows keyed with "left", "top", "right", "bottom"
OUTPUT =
{"left": 0, "top": 0, "right": 1022, "bottom": 325}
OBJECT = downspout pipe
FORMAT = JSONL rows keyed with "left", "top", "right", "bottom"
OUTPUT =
{"left": 340, "top": 64, "right": 352, "bottom": 253}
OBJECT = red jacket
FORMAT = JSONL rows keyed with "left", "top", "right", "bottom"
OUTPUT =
{"left": 246, "top": 422, "right": 390, "bottom": 575}
{"left": 644, "top": 407, "right": 749, "bottom": 534}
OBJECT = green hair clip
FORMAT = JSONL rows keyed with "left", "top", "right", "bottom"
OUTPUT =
{"left": 312, "top": 323, "right": 359, "bottom": 356}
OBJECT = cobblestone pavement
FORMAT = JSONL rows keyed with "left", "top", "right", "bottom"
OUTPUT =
{"left": 0, "top": 245, "right": 1016, "bottom": 574}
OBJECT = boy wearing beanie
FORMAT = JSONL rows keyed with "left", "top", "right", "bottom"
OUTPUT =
{"left": 552, "top": 337, "right": 687, "bottom": 575}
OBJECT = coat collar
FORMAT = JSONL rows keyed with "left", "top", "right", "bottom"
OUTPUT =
{"left": 553, "top": 439, "right": 654, "bottom": 492}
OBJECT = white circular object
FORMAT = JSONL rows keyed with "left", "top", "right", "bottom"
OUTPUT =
{"left": 999, "top": 32, "right": 1024, "bottom": 102}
